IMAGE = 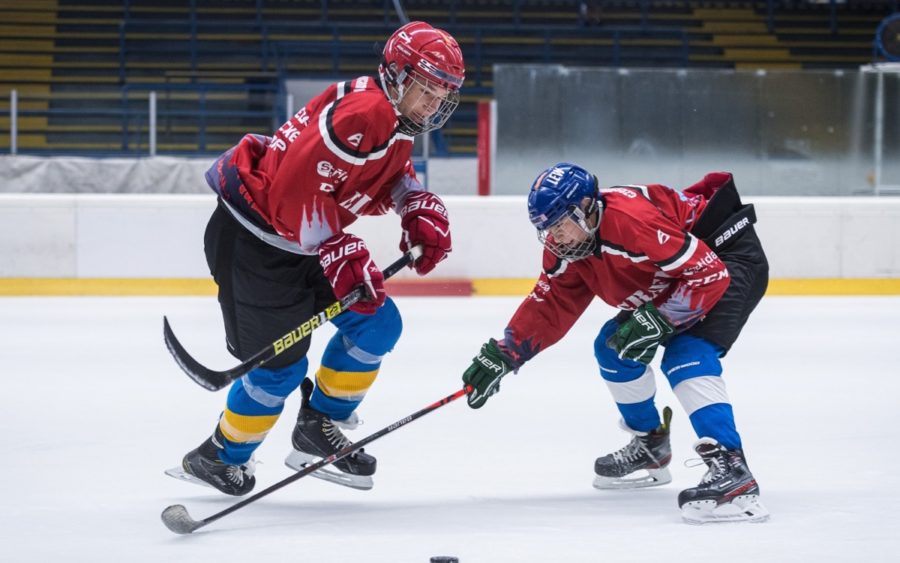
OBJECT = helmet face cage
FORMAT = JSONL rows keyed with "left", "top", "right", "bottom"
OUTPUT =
{"left": 380, "top": 22, "right": 464, "bottom": 136}
{"left": 527, "top": 163, "right": 600, "bottom": 261}
{"left": 537, "top": 199, "right": 600, "bottom": 260}
{"left": 392, "top": 72, "right": 460, "bottom": 136}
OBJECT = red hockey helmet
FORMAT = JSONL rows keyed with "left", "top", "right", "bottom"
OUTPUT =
{"left": 381, "top": 21, "right": 465, "bottom": 134}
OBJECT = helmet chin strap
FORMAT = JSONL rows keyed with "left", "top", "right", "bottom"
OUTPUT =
{"left": 380, "top": 63, "right": 411, "bottom": 109}
{"left": 574, "top": 197, "right": 602, "bottom": 235}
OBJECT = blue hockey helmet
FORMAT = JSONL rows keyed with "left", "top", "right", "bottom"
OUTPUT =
{"left": 527, "top": 163, "right": 601, "bottom": 260}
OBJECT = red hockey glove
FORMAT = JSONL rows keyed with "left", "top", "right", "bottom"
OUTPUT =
{"left": 399, "top": 191, "right": 451, "bottom": 275}
{"left": 318, "top": 234, "right": 385, "bottom": 315}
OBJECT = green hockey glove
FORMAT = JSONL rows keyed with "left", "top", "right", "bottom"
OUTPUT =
{"left": 463, "top": 339, "right": 517, "bottom": 409}
{"left": 607, "top": 302, "right": 675, "bottom": 365}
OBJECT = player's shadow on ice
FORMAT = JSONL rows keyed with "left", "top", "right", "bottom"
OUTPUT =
{"left": 180, "top": 489, "right": 681, "bottom": 534}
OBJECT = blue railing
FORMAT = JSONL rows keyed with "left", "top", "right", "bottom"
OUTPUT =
{"left": 119, "top": 83, "right": 281, "bottom": 153}
{"left": 116, "top": 0, "right": 899, "bottom": 37}
{"left": 116, "top": 20, "right": 692, "bottom": 88}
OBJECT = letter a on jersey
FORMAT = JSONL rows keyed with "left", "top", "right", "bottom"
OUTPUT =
{"left": 347, "top": 133, "right": 364, "bottom": 147}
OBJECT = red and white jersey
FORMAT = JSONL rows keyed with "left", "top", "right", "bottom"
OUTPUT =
{"left": 205, "top": 76, "right": 422, "bottom": 254}
{"left": 503, "top": 178, "right": 732, "bottom": 364}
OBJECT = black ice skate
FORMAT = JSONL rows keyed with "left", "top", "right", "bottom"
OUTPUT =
{"left": 593, "top": 406, "right": 673, "bottom": 489}
{"left": 678, "top": 437, "right": 769, "bottom": 524}
{"left": 165, "top": 428, "right": 256, "bottom": 496}
{"left": 284, "top": 378, "right": 376, "bottom": 490}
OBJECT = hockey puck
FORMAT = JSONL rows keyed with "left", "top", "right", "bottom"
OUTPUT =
{"left": 430, "top": 558, "right": 458, "bottom": 563}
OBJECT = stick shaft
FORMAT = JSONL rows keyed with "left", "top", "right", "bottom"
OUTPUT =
{"left": 164, "top": 248, "right": 419, "bottom": 391}
{"left": 174, "top": 385, "right": 471, "bottom": 532}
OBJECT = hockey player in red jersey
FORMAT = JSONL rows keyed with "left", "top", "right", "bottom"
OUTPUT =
{"left": 168, "top": 21, "right": 464, "bottom": 495}
{"left": 461, "top": 163, "right": 770, "bottom": 524}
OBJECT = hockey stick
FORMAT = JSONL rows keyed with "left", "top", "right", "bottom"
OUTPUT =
{"left": 163, "top": 245, "right": 423, "bottom": 392}
{"left": 161, "top": 384, "right": 473, "bottom": 534}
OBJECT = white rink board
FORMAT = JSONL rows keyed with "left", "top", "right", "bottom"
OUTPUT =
{"left": 0, "top": 194, "right": 899, "bottom": 278}
{"left": 1, "top": 295, "right": 898, "bottom": 562}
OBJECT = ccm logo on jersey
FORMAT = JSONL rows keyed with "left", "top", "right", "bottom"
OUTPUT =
{"left": 714, "top": 217, "right": 751, "bottom": 248}
{"left": 685, "top": 269, "right": 730, "bottom": 287}
{"left": 320, "top": 240, "right": 367, "bottom": 268}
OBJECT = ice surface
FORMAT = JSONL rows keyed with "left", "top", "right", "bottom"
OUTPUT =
{"left": 2, "top": 295, "right": 899, "bottom": 562}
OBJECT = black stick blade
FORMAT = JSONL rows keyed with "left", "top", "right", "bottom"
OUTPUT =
{"left": 163, "top": 316, "right": 233, "bottom": 391}
{"left": 161, "top": 504, "right": 204, "bottom": 534}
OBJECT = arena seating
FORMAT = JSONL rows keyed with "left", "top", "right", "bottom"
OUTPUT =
{"left": 0, "top": 0, "right": 894, "bottom": 155}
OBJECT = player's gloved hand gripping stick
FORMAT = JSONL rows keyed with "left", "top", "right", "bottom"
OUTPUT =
{"left": 163, "top": 245, "right": 423, "bottom": 392}
{"left": 462, "top": 339, "right": 520, "bottom": 408}
{"left": 607, "top": 302, "right": 675, "bottom": 365}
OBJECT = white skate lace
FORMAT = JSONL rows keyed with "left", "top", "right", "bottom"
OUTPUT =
{"left": 225, "top": 464, "right": 246, "bottom": 486}
{"left": 612, "top": 436, "right": 650, "bottom": 466}
{"left": 323, "top": 420, "right": 353, "bottom": 451}
{"left": 685, "top": 452, "right": 727, "bottom": 484}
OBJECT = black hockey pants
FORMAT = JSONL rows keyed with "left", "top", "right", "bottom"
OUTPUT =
{"left": 685, "top": 180, "right": 769, "bottom": 354}
{"left": 203, "top": 199, "right": 337, "bottom": 368}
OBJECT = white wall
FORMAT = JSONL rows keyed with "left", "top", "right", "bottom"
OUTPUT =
{"left": 1, "top": 194, "right": 898, "bottom": 279}
{"left": 0, "top": 155, "right": 479, "bottom": 196}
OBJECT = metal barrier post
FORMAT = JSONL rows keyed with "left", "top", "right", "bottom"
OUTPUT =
{"left": 199, "top": 90, "right": 207, "bottom": 152}
{"left": 421, "top": 127, "right": 430, "bottom": 190}
{"left": 874, "top": 68, "right": 884, "bottom": 194}
{"left": 149, "top": 91, "right": 157, "bottom": 156}
{"left": 286, "top": 92, "right": 294, "bottom": 122}
{"left": 10, "top": 89, "right": 17, "bottom": 155}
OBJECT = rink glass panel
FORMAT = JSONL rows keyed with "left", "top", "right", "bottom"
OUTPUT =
{"left": 493, "top": 66, "right": 900, "bottom": 196}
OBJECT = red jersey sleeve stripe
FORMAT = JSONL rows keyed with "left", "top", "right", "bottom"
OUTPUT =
{"left": 599, "top": 241, "right": 650, "bottom": 264}
{"left": 317, "top": 97, "right": 414, "bottom": 165}
{"left": 657, "top": 234, "right": 699, "bottom": 272}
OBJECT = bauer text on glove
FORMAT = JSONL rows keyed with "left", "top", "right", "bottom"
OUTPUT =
{"left": 399, "top": 191, "right": 451, "bottom": 275}
{"left": 607, "top": 302, "right": 675, "bottom": 365}
{"left": 318, "top": 234, "right": 385, "bottom": 315}
{"left": 463, "top": 339, "right": 519, "bottom": 409}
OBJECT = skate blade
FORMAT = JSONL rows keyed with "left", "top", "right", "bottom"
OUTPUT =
{"left": 681, "top": 494, "right": 770, "bottom": 525}
{"left": 593, "top": 467, "right": 672, "bottom": 490}
{"left": 284, "top": 450, "right": 373, "bottom": 491}
{"left": 164, "top": 466, "right": 215, "bottom": 490}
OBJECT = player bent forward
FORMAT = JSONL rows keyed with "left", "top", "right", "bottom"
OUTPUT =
{"left": 462, "top": 163, "right": 770, "bottom": 524}
{"left": 166, "top": 22, "right": 464, "bottom": 495}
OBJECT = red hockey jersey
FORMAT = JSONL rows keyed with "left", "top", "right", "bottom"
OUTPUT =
{"left": 503, "top": 176, "right": 732, "bottom": 364}
{"left": 205, "top": 76, "right": 421, "bottom": 254}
